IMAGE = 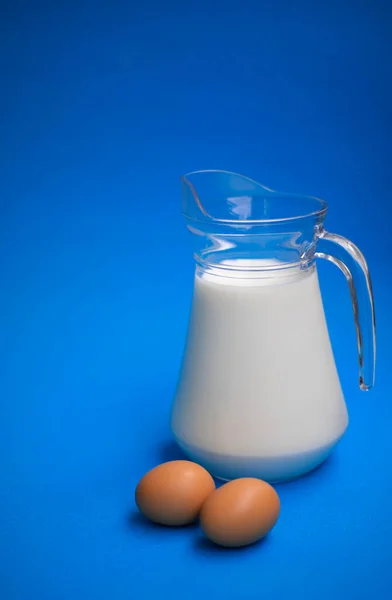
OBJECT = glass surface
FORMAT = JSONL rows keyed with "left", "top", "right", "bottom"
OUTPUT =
{"left": 181, "top": 169, "right": 376, "bottom": 390}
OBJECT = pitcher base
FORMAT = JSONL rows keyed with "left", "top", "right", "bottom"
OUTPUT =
{"left": 173, "top": 435, "right": 344, "bottom": 482}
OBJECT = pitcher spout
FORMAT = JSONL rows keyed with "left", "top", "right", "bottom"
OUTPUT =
{"left": 181, "top": 170, "right": 277, "bottom": 223}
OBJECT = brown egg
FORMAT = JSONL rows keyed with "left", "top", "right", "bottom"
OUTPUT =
{"left": 135, "top": 460, "right": 215, "bottom": 526}
{"left": 200, "top": 478, "right": 280, "bottom": 547}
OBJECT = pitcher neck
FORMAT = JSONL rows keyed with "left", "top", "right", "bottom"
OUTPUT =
{"left": 182, "top": 170, "right": 327, "bottom": 268}
{"left": 195, "top": 258, "right": 316, "bottom": 286}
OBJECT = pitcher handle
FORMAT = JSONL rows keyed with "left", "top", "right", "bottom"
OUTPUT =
{"left": 315, "top": 229, "right": 376, "bottom": 391}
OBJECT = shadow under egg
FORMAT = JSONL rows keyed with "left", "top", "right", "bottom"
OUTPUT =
{"left": 127, "top": 510, "right": 199, "bottom": 533}
{"left": 193, "top": 533, "right": 271, "bottom": 555}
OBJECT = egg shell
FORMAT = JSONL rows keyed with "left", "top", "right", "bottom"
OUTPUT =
{"left": 135, "top": 460, "right": 216, "bottom": 526}
{"left": 200, "top": 477, "right": 280, "bottom": 547}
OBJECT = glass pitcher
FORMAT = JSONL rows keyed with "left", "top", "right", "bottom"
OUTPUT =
{"left": 170, "top": 170, "right": 376, "bottom": 482}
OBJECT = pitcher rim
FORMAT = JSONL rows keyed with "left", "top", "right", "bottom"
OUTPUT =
{"left": 182, "top": 169, "right": 328, "bottom": 225}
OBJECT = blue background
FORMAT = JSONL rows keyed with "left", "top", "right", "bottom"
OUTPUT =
{"left": 1, "top": 1, "right": 391, "bottom": 598}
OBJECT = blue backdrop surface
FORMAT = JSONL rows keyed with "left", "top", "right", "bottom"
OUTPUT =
{"left": 1, "top": 1, "right": 391, "bottom": 599}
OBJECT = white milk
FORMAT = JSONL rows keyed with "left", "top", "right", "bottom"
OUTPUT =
{"left": 171, "top": 261, "right": 349, "bottom": 481}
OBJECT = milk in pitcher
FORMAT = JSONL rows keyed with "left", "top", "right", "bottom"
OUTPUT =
{"left": 171, "top": 260, "right": 348, "bottom": 481}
